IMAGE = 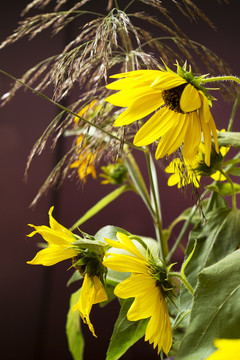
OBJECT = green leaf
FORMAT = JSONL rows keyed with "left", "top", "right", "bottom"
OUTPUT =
{"left": 70, "top": 185, "right": 131, "bottom": 231}
{"left": 67, "top": 270, "right": 82, "bottom": 287}
{"left": 178, "top": 250, "right": 240, "bottom": 360}
{"left": 227, "top": 166, "right": 240, "bottom": 176}
{"left": 106, "top": 298, "right": 148, "bottom": 360}
{"left": 94, "top": 225, "right": 131, "bottom": 242}
{"left": 207, "top": 182, "right": 240, "bottom": 196}
{"left": 184, "top": 207, "right": 240, "bottom": 289}
{"left": 179, "top": 207, "right": 240, "bottom": 313}
{"left": 66, "top": 289, "right": 84, "bottom": 360}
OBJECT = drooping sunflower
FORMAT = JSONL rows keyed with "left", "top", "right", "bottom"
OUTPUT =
{"left": 206, "top": 339, "right": 240, "bottom": 360}
{"left": 27, "top": 207, "right": 107, "bottom": 336}
{"left": 102, "top": 232, "right": 172, "bottom": 355}
{"left": 105, "top": 64, "right": 219, "bottom": 166}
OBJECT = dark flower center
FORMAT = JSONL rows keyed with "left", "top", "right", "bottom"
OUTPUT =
{"left": 162, "top": 83, "right": 187, "bottom": 113}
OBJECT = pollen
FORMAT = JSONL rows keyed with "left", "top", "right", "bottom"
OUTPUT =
{"left": 162, "top": 84, "right": 187, "bottom": 113}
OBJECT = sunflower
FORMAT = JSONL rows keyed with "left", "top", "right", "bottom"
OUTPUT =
{"left": 165, "top": 135, "right": 229, "bottom": 188}
{"left": 206, "top": 339, "right": 240, "bottom": 360}
{"left": 105, "top": 64, "right": 219, "bottom": 166}
{"left": 27, "top": 207, "right": 107, "bottom": 336}
{"left": 102, "top": 232, "right": 172, "bottom": 355}
{"left": 27, "top": 206, "right": 79, "bottom": 265}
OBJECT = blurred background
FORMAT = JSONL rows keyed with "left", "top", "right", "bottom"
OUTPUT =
{"left": 0, "top": 1, "right": 239, "bottom": 359}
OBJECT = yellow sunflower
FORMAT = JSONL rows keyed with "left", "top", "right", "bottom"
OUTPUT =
{"left": 102, "top": 232, "right": 172, "bottom": 355}
{"left": 105, "top": 64, "right": 219, "bottom": 166}
{"left": 206, "top": 339, "right": 240, "bottom": 360}
{"left": 165, "top": 136, "right": 229, "bottom": 188}
{"left": 27, "top": 206, "right": 78, "bottom": 265}
{"left": 27, "top": 207, "right": 107, "bottom": 336}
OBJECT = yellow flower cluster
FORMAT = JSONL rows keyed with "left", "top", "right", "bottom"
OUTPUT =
{"left": 27, "top": 210, "right": 173, "bottom": 354}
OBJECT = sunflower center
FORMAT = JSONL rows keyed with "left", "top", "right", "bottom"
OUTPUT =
{"left": 162, "top": 83, "right": 187, "bottom": 113}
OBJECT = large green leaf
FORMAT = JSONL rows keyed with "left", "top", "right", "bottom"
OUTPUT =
{"left": 106, "top": 298, "right": 148, "bottom": 360}
{"left": 66, "top": 289, "right": 84, "bottom": 360}
{"left": 177, "top": 250, "right": 240, "bottom": 360}
{"left": 179, "top": 207, "right": 240, "bottom": 318}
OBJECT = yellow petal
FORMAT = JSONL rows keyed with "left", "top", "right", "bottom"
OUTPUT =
{"left": 113, "top": 90, "right": 163, "bottom": 126}
{"left": 109, "top": 69, "right": 162, "bottom": 79}
{"left": 151, "top": 72, "right": 186, "bottom": 90}
{"left": 199, "top": 90, "right": 212, "bottom": 123}
{"left": 114, "top": 273, "right": 156, "bottom": 298}
{"left": 133, "top": 105, "right": 176, "bottom": 146}
{"left": 103, "top": 254, "right": 149, "bottom": 274}
{"left": 92, "top": 276, "right": 108, "bottom": 304}
{"left": 180, "top": 84, "right": 201, "bottom": 112}
{"left": 182, "top": 112, "right": 201, "bottom": 162}
{"left": 72, "top": 274, "right": 97, "bottom": 337}
{"left": 106, "top": 72, "right": 161, "bottom": 90}
{"left": 104, "top": 232, "right": 146, "bottom": 260}
{"left": 105, "top": 86, "right": 155, "bottom": 107}
{"left": 200, "top": 118, "right": 212, "bottom": 166}
{"left": 27, "top": 245, "right": 77, "bottom": 266}
{"left": 127, "top": 289, "right": 158, "bottom": 321}
{"left": 28, "top": 226, "right": 74, "bottom": 246}
{"left": 48, "top": 207, "right": 74, "bottom": 238}
{"left": 155, "top": 113, "right": 187, "bottom": 159}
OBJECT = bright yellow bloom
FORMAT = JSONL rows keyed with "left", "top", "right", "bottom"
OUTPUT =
{"left": 206, "top": 339, "right": 240, "bottom": 360}
{"left": 72, "top": 274, "right": 108, "bottom": 337}
{"left": 27, "top": 206, "right": 78, "bottom": 266}
{"left": 103, "top": 232, "right": 172, "bottom": 355}
{"left": 70, "top": 135, "right": 97, "bottom": 182}
{"left": 105, "top": 66, "right": 219, "bottom": 166}
{"left": 27, "top": 207, "right": 107, "bottom": 336}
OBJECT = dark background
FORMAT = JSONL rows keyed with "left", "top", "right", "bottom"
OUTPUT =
{"left": 0, "top": 1, "right": 240, "bottom": 359}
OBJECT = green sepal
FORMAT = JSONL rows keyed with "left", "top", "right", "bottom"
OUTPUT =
{"left": 73, "top": 238, "right": 107, "bottom": 254}
{"left": 66, "top": 289, "right": 84, "bottom": 360}
{"left": 177, "top": 250, "right": 240, "bottom": 360}
{"left": 105, "top": 298, "right": 148, "bottom": 360}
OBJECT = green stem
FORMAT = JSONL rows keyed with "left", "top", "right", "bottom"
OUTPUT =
{"left": 201, "top": 75, "right": 240, "bottom": 85}
{"left": 219, "top": 168, "right": 237, "bottom": 210}
{"left": 145, "top": 148, "right": 165, "bottom": 260}
{"left": 169, "top": 272, "right": 194, "bottom": 296}
{"left": 166, "top": 205, "right": 196, "bottom": 263}
{"left": 0, "top": 68, "right": 143, "bottom": 152}
{"left": 228, "top": 89, "right": 240, "bottom": 132}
